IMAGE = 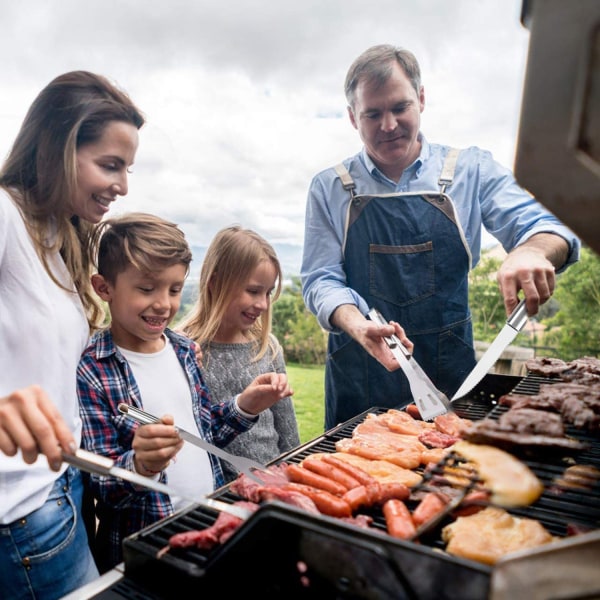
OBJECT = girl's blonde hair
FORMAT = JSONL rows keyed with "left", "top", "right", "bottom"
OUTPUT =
{"left": 179, "top": 225, "right": 282, "bottom": 363}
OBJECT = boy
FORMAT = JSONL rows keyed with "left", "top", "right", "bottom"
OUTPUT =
{"left": 77, "top": 212, "right": 292, "bottom": 573}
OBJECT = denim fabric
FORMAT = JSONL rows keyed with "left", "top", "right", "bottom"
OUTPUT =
{"left": 0, "top": 466, "right": 99, "bottom": 600}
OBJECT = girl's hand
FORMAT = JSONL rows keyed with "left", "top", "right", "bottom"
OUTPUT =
{"left": 236, "top": 373, "right": 294, "bottom": 415}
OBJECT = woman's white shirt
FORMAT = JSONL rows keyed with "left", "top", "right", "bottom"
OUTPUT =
{"left": 0, "top": 190, "right": 88, "bottom": 523}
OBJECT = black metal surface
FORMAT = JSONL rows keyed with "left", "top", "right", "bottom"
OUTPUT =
{"left": 115, "top": 372, "right": 599, "bottom": 599}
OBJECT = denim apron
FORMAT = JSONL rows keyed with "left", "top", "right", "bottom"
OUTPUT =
{"left": 324, "top": 149, "right": 477, "bottom": 429}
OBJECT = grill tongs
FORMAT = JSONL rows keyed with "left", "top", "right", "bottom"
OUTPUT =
{"left": 118, "top": 403, "right": 272, "bottom": 484}
{"left": 368, "top": 308, "right": 451, "bottom": 421}
{"left": 63, "top": 448, "right": 253, "bottom": 520}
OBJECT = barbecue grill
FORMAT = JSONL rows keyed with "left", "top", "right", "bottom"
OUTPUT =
{"left": 75, "top": 372, "right": 600, "bottom": 600}
{"left": 66, "top": 2, "right": 600, "bottom": 597}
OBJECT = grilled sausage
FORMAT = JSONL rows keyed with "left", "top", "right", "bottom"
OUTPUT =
{"left": 283, "top": 482, "right": 353, "bottom": 518}
{"left": 411, "top": 491, "right": 448, "bottom": 527}
{"left": 405, "top": 404, "right": 423, "bottom": 420}
{"left": 319, "top": 454, "right": 378, "bottom": 486}
{"left": 285, "top": 463, "right": 348, "bottom": 496}
{"left": 383, "top": 499, "right": 417, "bottom": 540}
{"left": 343, "top": 481, "right": 411, "bottom": 511}
{"left": 301, "top": 456, "right": 362, "bottom": 490}
{"left": 374, "top": 481, "right": 411, "bottom": 504}
{"left": 342, "top": 485, "right": 370, "bottom": 512}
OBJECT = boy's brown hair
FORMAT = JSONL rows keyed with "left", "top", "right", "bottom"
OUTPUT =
{"left": 93, "top": 212, "right": 192, "bottom": 283}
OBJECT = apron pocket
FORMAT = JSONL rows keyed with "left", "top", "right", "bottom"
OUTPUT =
{"left": 369, "top": 241, "right": 434, "bottom": 306}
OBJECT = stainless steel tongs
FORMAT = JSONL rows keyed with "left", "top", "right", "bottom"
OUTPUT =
{"left": 118, "top": 403, "right": 272, "bottom": 484}
{"left": 63, "top": 448, "right": 253, "bottom": 519}
{"left": 368, "top": 308, "right": 452, "bottom": 421}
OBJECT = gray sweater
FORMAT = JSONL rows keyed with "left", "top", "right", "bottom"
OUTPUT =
{"left": 201, "top": 334, "right": 300, "bottom": 483}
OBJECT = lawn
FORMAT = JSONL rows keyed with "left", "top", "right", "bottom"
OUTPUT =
{"left": 286, "top": 363, "right": 325, "bottom": 443}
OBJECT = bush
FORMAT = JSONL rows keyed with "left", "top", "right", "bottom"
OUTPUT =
{"left": 273, "top": 277, "right": 327, "bottom": 365}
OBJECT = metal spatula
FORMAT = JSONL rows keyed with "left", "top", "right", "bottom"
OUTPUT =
{"left": 118, "top": 403, "right": 272, "bottom": 484}
{"left": 368, "top": 308, "right": 452, "bottom": 421}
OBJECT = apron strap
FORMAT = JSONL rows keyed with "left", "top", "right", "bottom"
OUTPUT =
{"left": 438, "top": 147, "right": 461, "bottom": 194}
{"left": 336, "top": 149, "right": 461, "bottom": 196}
{"left": 335, "top": 163, "right": 356, "bottom": 198}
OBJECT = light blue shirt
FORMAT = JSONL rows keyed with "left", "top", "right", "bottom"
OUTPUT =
{"left": 301, "top": 135, "right": 580, "bottom": 332}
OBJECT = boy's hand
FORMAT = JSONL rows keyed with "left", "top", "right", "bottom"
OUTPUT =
{"left": 236, "top": 372, "right": 293, "bottom": 415}
{"left": 132, "top": 413, "right": 184, "bottom": 476}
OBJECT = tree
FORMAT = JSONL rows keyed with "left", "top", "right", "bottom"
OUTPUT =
{"left": 468, "top": 255, "right": 506, "bottom": 342}
{"left": 539, "top": 247, "right": 600, "bottom": 359}
{"left": 273, "top": 277, "right": 327, "bottom": 365}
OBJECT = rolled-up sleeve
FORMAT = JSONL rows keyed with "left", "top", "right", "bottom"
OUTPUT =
{"left": 301, "top": 171, "right": 368, "bottom": 331}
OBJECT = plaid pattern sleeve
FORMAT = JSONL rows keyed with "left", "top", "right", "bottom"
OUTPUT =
{"left": 77, "top": 329, "right": 174, "bottom": 569}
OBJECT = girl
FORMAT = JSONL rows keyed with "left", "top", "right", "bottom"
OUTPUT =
{"left": 180, "top": 226, "right": 300, "bottom": 482}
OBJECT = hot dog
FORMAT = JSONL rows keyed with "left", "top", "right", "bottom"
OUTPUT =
{"left": 342, "top": 485, "right": 370, "bottom": 512}
{"left": 374, "top": 481, "right": 411, "bottom": 504}
{"left": 411, "top": 491, "right": 448, "bottom": 527}
{"left": 382, "top": 499, "right": 417, "bottom": 540}
{"left": 451, "top": 489, "right": 490, "bottom": 517}
{"left": 285, "top": 463, "right": 348, "bottom": 496}
{"left": 283, "top": 482, "right": 353, "bottom": 518}
{"left": 319, "top": 454, "right": 378, "bottom": 486}
{"left": 301, "top": 456, "right": 362, "bottom": 490}
{"left": 343, "top": 481, "right": 411, "bottom": 511}
{"left": 405, "top": 404, "right": 423, "bottom": 420}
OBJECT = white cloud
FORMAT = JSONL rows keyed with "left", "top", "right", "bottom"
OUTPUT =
{"left": 1, "top": 0, "right": 530, "bottom": 269}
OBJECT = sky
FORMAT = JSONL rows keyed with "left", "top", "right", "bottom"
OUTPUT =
{"left": 1, "top": 0, "right": 530, "bottom": 276}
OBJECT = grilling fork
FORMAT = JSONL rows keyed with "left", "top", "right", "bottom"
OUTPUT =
{"left": 118, "top": 403, "right": 273, "bottom": 485}
{"left": 368, "top": 308, "right": 452, "bottom": 421}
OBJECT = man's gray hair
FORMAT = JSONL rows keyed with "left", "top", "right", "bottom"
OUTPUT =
{"left": 344, "top": 44, "right": 421, "bottom": 107}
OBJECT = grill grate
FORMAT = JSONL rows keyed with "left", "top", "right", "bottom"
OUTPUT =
{"left": 120, "top": 372, "right": 599, "bottom": 599}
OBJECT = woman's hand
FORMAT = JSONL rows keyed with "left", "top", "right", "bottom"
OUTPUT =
{"left": 0, "top": 385, "right": 76, "bottom": 471}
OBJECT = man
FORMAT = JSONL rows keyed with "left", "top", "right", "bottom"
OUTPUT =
{"left": 301, "top": 44, "right": 580, "bottom": 430}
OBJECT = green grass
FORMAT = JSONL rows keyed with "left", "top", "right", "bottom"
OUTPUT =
{"left": 287, "top": 362, "right": 325, "bottom": 443}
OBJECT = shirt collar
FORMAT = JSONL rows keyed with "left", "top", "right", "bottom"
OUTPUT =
{"left": 361, "top": 132, "right": 428, "bottom": 182}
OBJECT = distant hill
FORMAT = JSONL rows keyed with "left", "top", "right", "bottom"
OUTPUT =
{"left": 187, "top": 241, "right": 504, "bottom": 283}
{"left": 188, "top": 242, "right": 303, "bottom": 281}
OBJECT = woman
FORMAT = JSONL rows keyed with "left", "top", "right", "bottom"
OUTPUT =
{"left": 0, "top": 70, "right": 144, "bottom": 599}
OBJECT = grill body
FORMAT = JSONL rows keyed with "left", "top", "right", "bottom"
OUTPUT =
{"left": 108, "top": 373, "right": 600, "bottom": 599}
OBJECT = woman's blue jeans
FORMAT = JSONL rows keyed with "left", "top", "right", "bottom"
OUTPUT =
{"left": 0, "top": 466, "right": 99, "bottom": 599}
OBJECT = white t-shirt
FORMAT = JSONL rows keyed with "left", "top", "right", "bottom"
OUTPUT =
{"left": 118, "top": 338, "right": 213, "bottom": 509}
{"left": 0, "top": 190, "right": 88, "bottom": 523}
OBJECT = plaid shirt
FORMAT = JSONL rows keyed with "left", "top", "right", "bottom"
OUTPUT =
{"left": 77, "top": 327, "right": 256, "bottom": 570}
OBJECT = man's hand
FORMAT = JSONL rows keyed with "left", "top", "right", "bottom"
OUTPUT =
{"left": 497, "top": 233, "right": 569, "bottom": 317}
{"left": 237, "top": 373, "right": 293, "bottom": 415}
{"left": 0, "top": 385, "right": 76, "bottom": 471}
{"left": 331, "top": 304, "right": 414, "bottom": 372}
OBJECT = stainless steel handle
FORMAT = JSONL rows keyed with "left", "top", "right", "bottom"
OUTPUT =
{"left": 119, "top": 403, "right": 161, "bottom": 426}
{"left": 508, "top": 298, "right": 528, "bottom": 332}
{"left": 63, "top": 448, "right": 115, "bottom": 476}
{"left": 367, "top": 308, "right": 412, "bottom": 358}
